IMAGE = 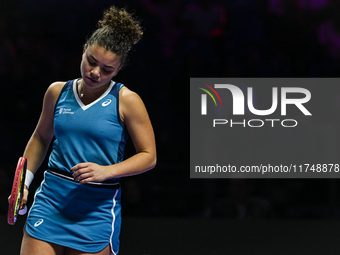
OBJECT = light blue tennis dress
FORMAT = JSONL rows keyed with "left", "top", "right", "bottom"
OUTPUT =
{"left": 25, "top": 79, "right": 128, "bottom": 255}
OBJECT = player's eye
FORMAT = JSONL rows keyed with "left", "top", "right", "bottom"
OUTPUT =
{"left": 87, "top": 56, "right": 96, "bottom": 65}
{"left": 103, "top": 69, "right": 112, "bottom": 74}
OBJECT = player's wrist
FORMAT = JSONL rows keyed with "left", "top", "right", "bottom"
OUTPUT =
{"left": 24, "top": 170, "right": 34, "bottom": 189}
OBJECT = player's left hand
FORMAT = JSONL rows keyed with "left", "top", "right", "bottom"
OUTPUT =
{"left": 71, "top": 163, "right": 111, "bottom": 183}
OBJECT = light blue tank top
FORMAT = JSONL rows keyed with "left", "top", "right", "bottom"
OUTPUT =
{"left": 48, "top": 79, "right": 128, "bottom": 180}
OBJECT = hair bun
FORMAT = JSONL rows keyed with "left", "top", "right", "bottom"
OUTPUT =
{"left": 98, "top": 6, "right": 143, "bottom": 45}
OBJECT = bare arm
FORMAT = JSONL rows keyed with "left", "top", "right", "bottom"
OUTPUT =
{"left": 23, "top": 82, "right": 64, "bottom": 173}
{"left": 71, "top": 86, "right": 156, "bottom": 182}
{"left": 12, "top": 82, "right": 64, "bottom": 209}
{"left": 111, "top": 86, "right": 157, "bottom": 177}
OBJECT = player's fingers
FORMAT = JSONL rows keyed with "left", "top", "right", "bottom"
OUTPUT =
{"left": 70, "top": 165, "right": 79, "bottom": 172}
{"left": 72, "top": 165, "right": 94, "bottom": 179}
{"left": 71, "top": 163, "right": 88, "bottom": 172}
{"left": 78, "top": 175, "right": 95, "bottom": 184}
{"left": 74, "top": 172, "right": 92, "bottom": 183}
{"left": 72, "top": 168, "right": 85, "bottom": 179}
{"left": 20, "top": 203, "right": 26, "bottom": 210}
{"left": 21, "top": 188, "right": 29, "bottom": 207}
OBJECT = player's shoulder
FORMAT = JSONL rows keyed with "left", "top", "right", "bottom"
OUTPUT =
{"left": 49, "top": 81, "right": 67, "bottom": 92}
{"left": 119, "top": 86, "right": 142, "bottom": 104}
{"left": 119, "top": 86, "right": 147, "bottom": 122}
{"left": 44, "top": 81, "right": 67, "bottom": 102}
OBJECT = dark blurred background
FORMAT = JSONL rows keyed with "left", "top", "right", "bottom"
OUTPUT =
{"left": 4, "top": 0, "right": 340, "bottom": 254}
{"left": 2, "top": 0, "right": 340, "bottom": 223}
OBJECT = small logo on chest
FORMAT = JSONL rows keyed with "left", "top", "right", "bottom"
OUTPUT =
{"left": 102, "top": 99, "right": 112, "bottom": 107}
{"left": 59, "top": 108, "right": 74, "bottom": 114}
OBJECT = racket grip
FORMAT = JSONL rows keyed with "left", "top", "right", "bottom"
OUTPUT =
{"left": 25, "top": 170, "right": 34, "bottom": 189}
{"left": 19, "top": 205, "right": 27, "bottom": 215}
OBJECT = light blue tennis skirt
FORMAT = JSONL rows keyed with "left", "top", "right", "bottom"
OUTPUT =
{"left": 25, "top": 170, "right": 122, "bottom": 254}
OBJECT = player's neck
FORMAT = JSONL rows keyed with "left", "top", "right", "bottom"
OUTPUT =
{"left": 77, "top": 79, "right": 110, "bottom": 105}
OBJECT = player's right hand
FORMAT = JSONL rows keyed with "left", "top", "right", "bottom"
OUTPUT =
{"left": 20, "top": 186, "right": 29, "bottom": 210}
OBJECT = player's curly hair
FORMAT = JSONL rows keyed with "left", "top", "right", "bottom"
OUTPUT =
{"left": 86, "top": 6, "right": 143, "bottom": 67}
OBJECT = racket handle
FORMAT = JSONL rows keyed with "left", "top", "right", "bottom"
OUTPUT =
{"left": 19, "top": 205, "right": 27, "bottom": 215}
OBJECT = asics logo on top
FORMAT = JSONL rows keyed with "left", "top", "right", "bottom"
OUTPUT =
{"left": 102, "top": 99, "right": 112, "bottom": 107}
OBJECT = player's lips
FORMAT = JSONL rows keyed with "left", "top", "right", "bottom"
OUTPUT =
{"left": 86, "top": 77, "right": 98, "bottom": 83}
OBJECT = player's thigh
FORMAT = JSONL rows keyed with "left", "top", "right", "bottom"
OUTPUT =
{"left": 65, "top": 245, "right": 111, "bottom": 255}
{"left": 20, "top": 229, "right": 65, "bottom": 255}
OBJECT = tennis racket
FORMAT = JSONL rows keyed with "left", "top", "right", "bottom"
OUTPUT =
{"left": 7, "top": 157, "right": 27, "bottom": 225}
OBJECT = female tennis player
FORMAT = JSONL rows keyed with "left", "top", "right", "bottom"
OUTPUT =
{"left": 17, "top": 6, "right": 156, "bottom": 255}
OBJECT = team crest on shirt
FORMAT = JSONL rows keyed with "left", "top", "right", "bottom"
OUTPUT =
{"left": 102, "top": 99, "right": 112, "bottom": 107}
{"left": 59, "top": 108, "right": 74, "bottom": 114}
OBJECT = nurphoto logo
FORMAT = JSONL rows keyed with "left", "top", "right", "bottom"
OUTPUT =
{"left": 198, "top": 83, "right": 312, "bottom": 128}
{"left": 190, "top": 78, "right": 339, "bottom": 179}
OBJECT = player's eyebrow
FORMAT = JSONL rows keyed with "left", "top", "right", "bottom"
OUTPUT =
{"left": 89, "top": 54, "right": 115, "bottom": 69}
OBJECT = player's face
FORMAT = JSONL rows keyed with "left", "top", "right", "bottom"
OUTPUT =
{"left": 80, "top": 43, "right": 122, "bottom": 90}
